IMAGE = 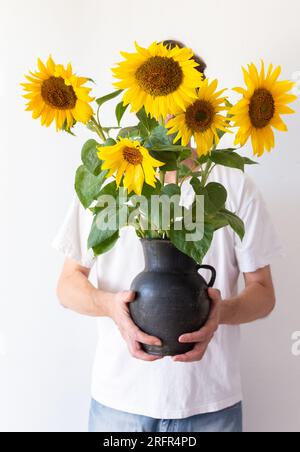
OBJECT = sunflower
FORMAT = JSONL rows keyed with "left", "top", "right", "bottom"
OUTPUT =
{"left": 231, "top": 61, "right": 297, "bottom": 156}
{"left": 112, "top": 42, "right": 203, "bottom": 120}
{"left": 22, "top": 56, "right": 94, "bottom": 131}
{"left": 166, "top": 78, "right": 230, "bottom": 156}
{"left": 98, "top": 138, "right": 165, "bottom": 195}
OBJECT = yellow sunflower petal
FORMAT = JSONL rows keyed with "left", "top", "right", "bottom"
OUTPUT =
{"left": 22, "top": 57, "right": 94, "bottom": 131}
{"left": 271, "top": 115, "right": 288, "bottom": 132}
{"left": 166, "top": 78, "right": 228, "bottom": 155}
{"left": 112, "top": 41, "right": 202, "bottom": 119}
{"left": 232, "top": 60, "right": 297, "bottom": 156}
{"left": 73, "top": 100, "right": 93, "bottom": 123}
{"left": 99, "top": 139, "right": 161, "bottom": 195}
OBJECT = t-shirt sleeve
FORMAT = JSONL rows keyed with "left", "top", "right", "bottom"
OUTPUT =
{"left": 234, "top": 175, "right": 283, "bottom": 273}
{"left": 52, "top": 195, "right": 96, "bottom": 269}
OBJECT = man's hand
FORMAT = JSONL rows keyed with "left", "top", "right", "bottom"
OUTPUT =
{"left": 108, "top": 291, "right": 163, "bottom": 362}
{"left": 172, "top": 289, "right": 222, "bottom": 363}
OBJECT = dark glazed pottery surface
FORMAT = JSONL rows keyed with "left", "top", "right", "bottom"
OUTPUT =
{"left": 129, "top": 240, "right": 215, "bottom": 357}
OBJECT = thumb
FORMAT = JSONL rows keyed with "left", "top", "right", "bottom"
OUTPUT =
{"left": 208, "top": 288, "right": 222, "bottom": 303}
{"left": 118, "top": 290, "right": 136, "bottom": 303}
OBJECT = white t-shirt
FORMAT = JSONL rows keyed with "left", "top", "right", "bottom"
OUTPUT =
{"left": 53, "top": 166, "right": 282, "bottom": 419}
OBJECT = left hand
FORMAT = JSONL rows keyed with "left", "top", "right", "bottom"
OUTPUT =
{"left": 173, "top": 288, "right": 222, "bottom": 363}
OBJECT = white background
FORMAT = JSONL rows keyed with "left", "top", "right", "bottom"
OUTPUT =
{"left": 0, "top": 0, "right": 300, "bottom": 432}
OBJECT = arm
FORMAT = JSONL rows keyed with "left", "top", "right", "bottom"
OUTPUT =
{"left": 174, "top": 265, "right": 276, "bottom": 362}
{"left": 56, "top": 258, "right": 162, "bottom": 361}
{"left": 220, "top": 265, "right": 276, "bottom": 325}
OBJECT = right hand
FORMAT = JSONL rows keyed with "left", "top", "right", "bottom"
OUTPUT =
{"left": 108, "top": 291, "right": 163, "bottom": 362}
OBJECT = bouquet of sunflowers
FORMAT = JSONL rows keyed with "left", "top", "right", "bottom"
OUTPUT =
{"left": 22, "top": 41, "right": 297, "bottom": 263}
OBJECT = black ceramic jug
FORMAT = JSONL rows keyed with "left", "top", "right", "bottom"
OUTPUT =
{"left": 130, "top": 239, "right": 216, "bottom": 357}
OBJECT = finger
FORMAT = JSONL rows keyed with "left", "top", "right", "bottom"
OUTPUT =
{"left": 208, "top": 288, "right": 222, "bottom": 305}
{"left": 204, "top": 288, "right": 222, "bottom": 325}
{"left": 117, "top": 291, "right": 136, "bottom": 304}
{"left": 179, "top": 319, "right": 217, "bottom": 343}
{"left": 130, "top": 341, "right": 162, "bottom": 362}
{"left": 134, "top": 329, "right": 162, "bottom": 347}
{"left": 122, "top": 315, "right": 162, "bottom": 346}
{"left": 179, "top": 330, "right": 214, "bottom": 344}
{"left": 173, "top": 342, "right": 208, "bottom": 363}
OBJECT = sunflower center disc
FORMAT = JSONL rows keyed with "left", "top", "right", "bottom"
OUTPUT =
{"left": 249, "top": 88, "right": 275, "bottom": 128}
{"left": 185, "top": 100, "right": 215, "bottom": 132}
{"left": 135, "top": 56, "right": 183, "bottom": 97}
{"left": 123, "top": 147, "right": 143, "bottom": 165}
{"left": 41, "top": 76, "right": 77, "bottom": 110}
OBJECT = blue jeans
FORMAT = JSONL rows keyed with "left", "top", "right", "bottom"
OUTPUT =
{"left": 89, "top": 400, "right": 243, "bottom": 433}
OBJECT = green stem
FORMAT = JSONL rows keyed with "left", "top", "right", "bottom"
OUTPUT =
{"left": 206, "top": 163, "right": 216, "bottom": 181}
{"left": 90, "top": 116, "right": 106, "bottom": 142}
{"left": 159, "top": 170, "right": 166, "bottom": 186}
{"left": 201, "top": 160, "right": 213, "bottom": 187}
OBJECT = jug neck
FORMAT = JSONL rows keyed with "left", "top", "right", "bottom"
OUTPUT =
{"left": 141, "top": 239, "right": 197, "bottom": 273}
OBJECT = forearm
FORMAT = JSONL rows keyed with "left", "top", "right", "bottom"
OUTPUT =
{"left": 57, "top": 268, "right": 112, "bottom": 317}
{"left": 220, "top": 281, "right": 276, "bottom": 325}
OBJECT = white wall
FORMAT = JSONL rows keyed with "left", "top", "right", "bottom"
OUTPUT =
{"left": 0, "top": 0, "right": 299, "bottom": 432}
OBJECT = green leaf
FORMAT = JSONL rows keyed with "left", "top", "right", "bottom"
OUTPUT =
{"left": 88, "top": 187, "right": 127, "bottom": 253}
{"left": 96, "top": 180, "right": 118, "bottom": 199}
{"left": 102, "top": 127, "right": 122, "bottom": 133}
{"left": 197, "top": 154, "right": 210, "bottom": 165}
{"left": 88, "top": 213, "right": 117, "bottom": 250}
{"left": 206, "top": 213, "right": 229, "bottom": 232}
{"left": 149, "top": 151, "right": 178, "bottom": 171}
{"left": 151, "top": 144, "right": 191, "bottom": 153}
{"left": 81, "top": 139, "right": 101, "bottom": 176}
{"left": 75, "top": 165, "right": 108, "bottom": 209}
{"left": 212, "top": 148, "right": 258, "bottom": 167}
{"left": 115, "top": 101, "right": 128, "bottom": 126}
{"left": 191, "top": 179, "right": 227, "bottom": 215}
{"left": 210, "top": 150, "right": 245, "bottom": 171}
{"left": 92, "top": 231, "right": 120, "bottom": 256}
{"left": 62, "top": 119, "right": 76, "bottom": 136}
{"left": 178, "top": 164, "right": 202, "bottom": 179}
{"left": 144, "top": 125, "right": 172, "bottom": 148}
{"left": 86, "top": 120, "right": 97, "bottom": 133}
{"left": 96, "top": 89, "right": 123, "bottom": 107}
{"left": 169, "top": 223, "right": 214, "bottom": 264}
{"left": 205, "top": 183, "right": 228, "bottom": 214}
{"left": 216, "top": 129, "right": 226, "bottom": 140}
{"left": 118, "top": 126, "right": 141, "bottom": 140}
{"left": 219, "top": 209, "right": 245, "bottom": 241}
{"left": 190, "top": 176, "right": 203, "bottom": 194}
{"left": 214, "top": 148, "right": 237, "bottom": 153}
{"left": 162, "top": 184, "right": 181, "bottom": 197}
{"left": 141, "top": 180, "right": 162, "bottom": 198}
{"left": 178, "top": 164, "right": 191, "bottom": 178}
{"left": 136, "top": 107, "right": 158, "bottom": 134}
{"left": 101, "top": 138, "right": 117, "bottom": 147}
{"left": 88, "top": 185, "right": 128, "bottom": 254}
{"left": 191, "top": 171, "right": 202, "bottom": 178}
{"left": 243, "top": 156, "right": 258, "bottom": 166}
{"left": 149, "top": 144, "right": 191, "bottom": 169}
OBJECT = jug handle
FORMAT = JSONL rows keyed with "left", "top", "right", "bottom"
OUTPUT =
{"left": 196, "top": 265, "right": 217, "bottom": 288}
